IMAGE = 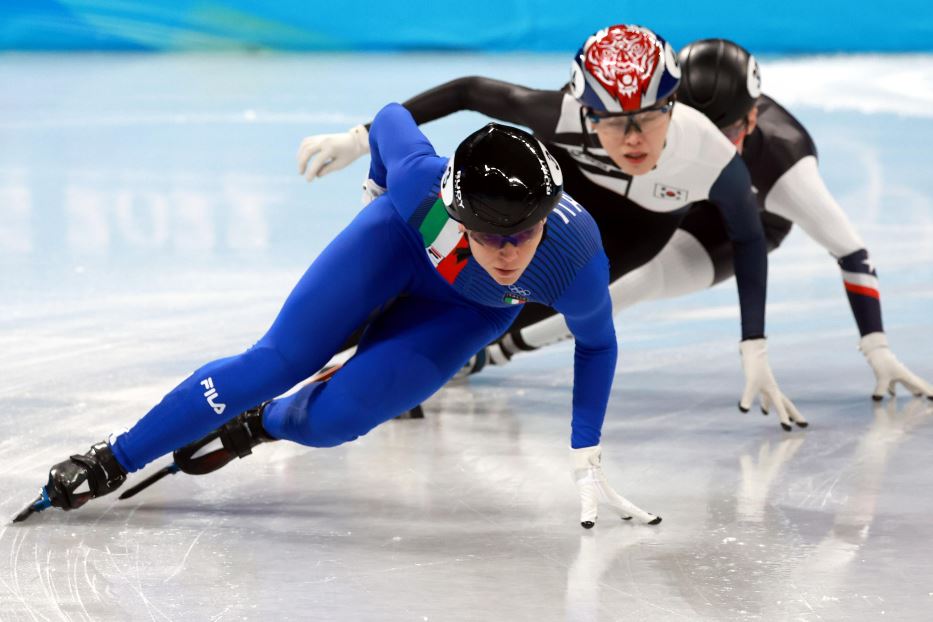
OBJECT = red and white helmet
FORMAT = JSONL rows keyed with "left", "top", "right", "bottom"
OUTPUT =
{"left": 570, "top": 24, "right": 681, "bottom": 113}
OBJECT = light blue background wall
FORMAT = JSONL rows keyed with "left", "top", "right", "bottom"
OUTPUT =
{"left": 3, "top": 0, "right": 933, "bottom": 53}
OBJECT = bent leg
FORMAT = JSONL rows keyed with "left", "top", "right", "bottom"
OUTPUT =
{"left": 263, "top": 296, "right": 516, "bottom": 447}
{"left": 609, "top": 204, "right": 791, "bottom": 309}
{"left": 680, "top": 202, "right": 791, "bottom": 286}
{"left": 112, "top": 199, "right": 419, "bottom": 472}
{"left": 609, "top": 229, "right": 716, "bottom": 310}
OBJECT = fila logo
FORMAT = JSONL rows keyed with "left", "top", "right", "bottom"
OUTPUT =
{"left": 653, "top": 183, "right": 688, "bottom": 201}
{"left": 200, "top": 377, "right": 227, "bottom": 415}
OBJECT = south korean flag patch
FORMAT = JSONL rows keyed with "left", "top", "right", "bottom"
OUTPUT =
{"left": 653, "top": 183, "right": 688, "bottom": 202}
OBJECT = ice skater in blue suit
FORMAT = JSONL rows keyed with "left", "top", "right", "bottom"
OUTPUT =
{"left": 17, "top": 104, "right": 661, "bottom": 529}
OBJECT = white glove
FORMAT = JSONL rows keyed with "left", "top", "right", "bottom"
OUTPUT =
{"left": 860, "top": 332, "right": 933, "bottom": 401}
{"left": 570, "top": 445, "right": 660, "bottom": 529}
{"left": 739, "top": 338, "right": 808, "bottom": 431}
{"left": 296, "top": 124, "right": 370, "bottom": 183}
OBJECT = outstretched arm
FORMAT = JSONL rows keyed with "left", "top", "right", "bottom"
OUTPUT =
{"left": 400, "top": 76, "right": 563, "bottom": 136}
{"left": 765, "top": 155, "right": 933, "bottom": 400}
{"left": 555, "top": 253, "right": 660, "bottom": 529}
{"left": 765, "top": 155, "right": 877, "bottom": 330}
{"left": 710, "top": 155, "right": 808, "bottom": 430}
{"left": 298, "top": 77, "right": 564, "bottom": 183}
{"left": 553, "top": 254, "right": 617, "bottom": 449}
{"left": 709, "top": 154, "right": 768, "bottom": 340}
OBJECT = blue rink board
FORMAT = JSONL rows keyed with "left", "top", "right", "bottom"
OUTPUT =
{"left": 4, "top": 1, "right": 933, "bottom": 52}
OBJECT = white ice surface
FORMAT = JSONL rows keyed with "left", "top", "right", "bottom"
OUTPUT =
{"left": 1, "top": 53, "right": 932, "bottom": 621}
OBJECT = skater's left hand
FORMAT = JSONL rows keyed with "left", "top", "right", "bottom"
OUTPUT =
{"left": 570, "top": 445, "right": 660, "bottom": 529}
{"left": 739, "top": 338, "right": 808, "bottom": 431}
{"left": 860, "top": 332, "right": 933, "bottom": 401}
{"left": 297, "top": 124, "right": 369, "bottom": 183}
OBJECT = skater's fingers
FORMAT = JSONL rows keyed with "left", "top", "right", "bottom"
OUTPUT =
{"left": 766, "top": 388, "right": 793, "bottom": 432}
{"left": 296, "top": 138, "right": 322, "bottom": 174}
{"left": 873, "top": 373, "right": 891, "bottom": 401}
{"left": 739, "top": 383, "right": 757, "bottom": 413}
{"left": 304, "top": 152, "right": 335, "bottom": 182}
{"left": 596, "top": 480, "right": 659, "bottom": 524}
{"left": 576, "top": 474, "right": 599, "bottom": 529}
{"left": 784, "top": 395, "right": 808, "bottom": 428}
{"left": 895, "top": 369, "right": 930, "bottom": 398}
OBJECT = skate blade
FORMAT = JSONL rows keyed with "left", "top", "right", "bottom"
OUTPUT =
{"left": 12, "top": 488, "right": 52, "bottom": 523}
{"left": 118, "top": 464, "right": 180, "bottom": 500}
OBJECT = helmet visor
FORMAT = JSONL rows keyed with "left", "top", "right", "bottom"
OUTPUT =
{"left": 586, "top": 99, "right": 674, "bottom": 134}
{"left": 467, "top": 221, "right": 545, "bottom": 249}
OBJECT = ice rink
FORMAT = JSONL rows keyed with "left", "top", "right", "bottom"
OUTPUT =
{"left": 2, "top": 53, "right": 932, "bottom": 620}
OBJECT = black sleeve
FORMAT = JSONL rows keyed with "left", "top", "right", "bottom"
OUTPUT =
{"left": 397, "top": 76, "right": 565, "bottom": 141}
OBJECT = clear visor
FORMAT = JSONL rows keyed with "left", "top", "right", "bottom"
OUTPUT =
{"left": 586, "top": 99, "right": 674, "bottom": 134}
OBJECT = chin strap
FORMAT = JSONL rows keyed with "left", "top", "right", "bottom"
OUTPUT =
{"left": 578, "top": 106, "right": 599, "bottom": 159}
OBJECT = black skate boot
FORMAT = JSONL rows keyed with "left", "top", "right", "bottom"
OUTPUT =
{"left": 174, "top": 402, "right": 276, "bottom": 475}
{"left": 116, "top": 402, "right": 276, "bottom": 501}
{"left": 13, "top": 441, "right": 127, "bottom": 522}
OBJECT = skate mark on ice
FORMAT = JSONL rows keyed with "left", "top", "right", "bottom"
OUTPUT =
{"left": 162, "top": 528, "right": 206, "bottom": 584}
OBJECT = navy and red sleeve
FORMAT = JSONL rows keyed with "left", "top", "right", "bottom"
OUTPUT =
{"left": 838, "top": 249, "right": 884, "bottom": 335}
{"left": 709, "top": 154, "right": 769, "bottom": 340}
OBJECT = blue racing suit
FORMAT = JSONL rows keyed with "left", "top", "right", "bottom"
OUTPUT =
{"left": 112, "top": 104, "right": 617, "bottom": 473}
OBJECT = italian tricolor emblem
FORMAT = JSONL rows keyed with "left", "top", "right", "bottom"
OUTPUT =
{"left": 420, "top": 196, "right": 468, "bottom": 284}
{"left": 502, "top": 294, "right": 527, "bottom": 305}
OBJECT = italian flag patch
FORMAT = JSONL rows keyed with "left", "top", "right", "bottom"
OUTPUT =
{"left": 419, "top": 195, "right": 468, "bottom": 284}
{"left": 503, "top": 293, "right": 527, "bottom": 305}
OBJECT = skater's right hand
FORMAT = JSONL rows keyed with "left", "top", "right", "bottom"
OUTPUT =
{"left": 739, "top": 338, "right": 808, "bottom": 431}
{"left": 570, "top": 445, "right": 660, "bottom": 529}
{"left": 296, "top": 124, "right": 370, "bottom": 183}
{"left": 860, "top": 332, "right": 933, "bottom": 401}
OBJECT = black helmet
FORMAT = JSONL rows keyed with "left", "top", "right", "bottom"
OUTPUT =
{"left": 442, "top": 123, "right": 563, "bottom": 235}
{"left": 677, "top": 38, "right": 762, "bottom": 128}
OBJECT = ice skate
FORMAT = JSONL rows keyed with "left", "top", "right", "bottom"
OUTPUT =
{"left": 119, "top": 402, "right": 275, "bottom": 500}
{"left": 13, "top": 441, "right": 127, "bottom": 522}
